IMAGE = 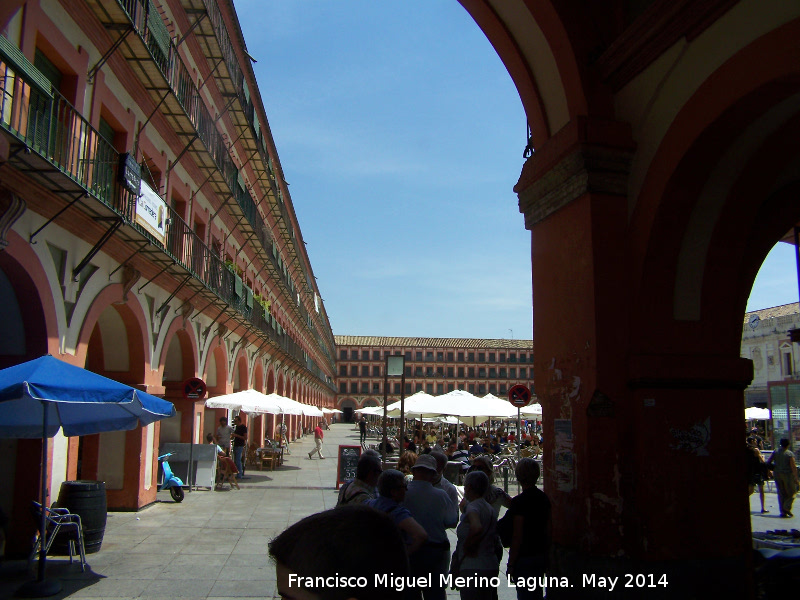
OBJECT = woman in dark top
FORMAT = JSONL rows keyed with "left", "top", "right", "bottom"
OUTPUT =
{"left": 506, "top": 458, "right": 551, "bottom": 600}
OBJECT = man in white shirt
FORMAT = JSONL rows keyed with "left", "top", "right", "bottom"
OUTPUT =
{"left": 404, "top": 454, "right": 458, "bottom": 600}
{"left": 213, "top": 417, "right": 234, "bottom": 456}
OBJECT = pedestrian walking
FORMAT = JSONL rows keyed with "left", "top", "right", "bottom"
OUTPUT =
{"left": 308, "top": 421, "right": 325, "bottom": 459}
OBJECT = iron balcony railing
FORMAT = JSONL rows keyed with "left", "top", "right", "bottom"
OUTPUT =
{"left": 0, "top": 51, "right": 334, "bottom": 390}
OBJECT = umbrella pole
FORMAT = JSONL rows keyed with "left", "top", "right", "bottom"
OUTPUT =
{"left": 18, "top": 402, "right": 62, "bottom": 597}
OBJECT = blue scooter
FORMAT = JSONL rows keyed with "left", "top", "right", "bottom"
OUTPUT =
{"left": 158, "top": 453, "right": 184, "bottom": 502}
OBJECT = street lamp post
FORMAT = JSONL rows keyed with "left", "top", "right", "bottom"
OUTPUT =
{"left": 383, "top": 355, "right": 405, "bottom": 466}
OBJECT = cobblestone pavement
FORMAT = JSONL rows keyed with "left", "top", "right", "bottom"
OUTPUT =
{"left": 0, "top": 423, "right": 796, "bottom": 599}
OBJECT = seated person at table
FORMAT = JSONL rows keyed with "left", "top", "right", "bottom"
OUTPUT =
{"left": 470, "top": 439, "right": 484, "bottom": 455}
{"left": 270, "top": 505, "right": 409, "bottom": 600}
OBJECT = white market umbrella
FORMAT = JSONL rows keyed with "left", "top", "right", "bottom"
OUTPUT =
{"left": 745, "top": 407, "right": 770, "bottom": 421}
{"left": 386, "top": 391, "right": 441, "bottom": 418}
{"left": 520, "top": 402, "right": 543, "bottom": 417}
{"left": 205, "top": 389, "right": 294, "bottom": 415}
{"left": 431, "top": 389, "right": 518, "bottom": 424}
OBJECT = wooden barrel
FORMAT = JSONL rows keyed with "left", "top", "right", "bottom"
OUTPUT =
{"left": 52, "top": 480, "right": 107, "bottom": 555}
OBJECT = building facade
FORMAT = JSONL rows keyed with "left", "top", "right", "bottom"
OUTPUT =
{"left": 742, "top": 302, "right": 800, "bottom": 448}
{"left": 741, "top": 302, "right": 800, "bottom": 407}
{"left": 0, "top": 0, "right": 335, "bottom": 553}
{"left": 334, "top": 335, "right": 534, "bottom": 421}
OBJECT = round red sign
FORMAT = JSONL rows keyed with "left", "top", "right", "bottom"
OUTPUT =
{"left": 182, "top": 377, "right": 207, "bottom": 401}
{"left": 508, "top": 384, "right": 532, "bottom": 407}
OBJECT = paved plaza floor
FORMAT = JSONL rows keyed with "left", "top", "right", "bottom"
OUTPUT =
{"left": 0, "top": 423, "right": 797, "bottom": 599}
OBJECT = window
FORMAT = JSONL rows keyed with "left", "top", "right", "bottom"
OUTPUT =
{"left": 519, "top": 368, "right": 526, "bottom": 379}
{"left": 509, "top": 368, "right": 517, "bottom": 379}
{"left": 415, "top": 383, "right": 423, "bottom": 392}
{"left": 352, "top": 350, "right": 359, "bottom": 360}
{"left": 339, "top": 365, "right": 347, "bottom": 376}
{"left": 393, "top": 382, "right": 401, "bottom": 394}
{"left": 426, "top": 384, "right": 433, "bottom": 394}
{"left": 478, "top": 368, "right": 486, "bottom": 378}
{"left": 478, "top": 384, "right": 486, "bottom": 395}
{"left": 339, "top": 382, "right": 346, "bottom": 393}
{"left": 489, "top": 384, "right": 497, "bottom": 394}
{"left": 426, "top": 367, "right": 434, "bottom": 377}
{"left": 489, "top": 368, "right": 496, "bottom": 378}
{"left": 361, "top": 366, "right": 369, "bottom": 376}
{"left": 437, "top": 352, "right": 444, "bottom": 361}
{"left": 447, "top": 352, "right": 454, "bottom": 361}
{"left": 447, "top": 367, "right": 454, "bottom": 377}
{"left": 458, "top": 367, "right": 465, "bottom": 377}
{"left": 405, "top": 351, "right": 412, "bottom": 361}
{"left": 373, "top": 351, "right": 380, "bottom": 360}
{"left": 783, "top": 351, "right": 793, "bottom": 377}
{"left": 488, "top": 353, "right": 495, "bottom": 362}
{"left": 499, "top": 384, "right": 507, "bottom": 395}
{"left": 468, "top": 352, "right": 475, "bottom": 362}
{"left": 406, "top": 383, "right": 412, "bottom": 394}
{"left": 468, "top": 367, "right": 475, "bottom": 378}
{"left": 458, "top": 352, "right": 465, "bottom": 362}
{"left": 339, "top": 350, "right": 348, "bottom": 360}
{"left": 362, "top": 350, "right": 369, "bottom": 360}
{"left": 499, "top": 368, "right": 506, "bottom": 378}
{"left": 447, "top": 384, "right": 454, "bottom": 392}
{"left": 436, "top": 384, "right": 444, "bottom": 394}
{"left": 414, "top": 367, "right": 423, "bottom": 376}
{"left": 478, "top": 353, "right": 485, "bottom": 363}
{"left": 468, "top": 383, "right": 476, "bottom": 394}
{"left": 416, "top": 352, "right": 423, "bottom": 361}
{"left": 405, "top": 366, "right": 412, "bottom": 377}
{"left": 373, "top": 366, "right": 380, "bottom": 376}
{"left": 373, "top": 382, "right": 380, "bottom": 392}
{"left": 426, "top": 352, "right": 434, "bottom": 361}
{"left": 499, "top": 353, "right": 506, "bottom": 363}
{"left": 361, "top": 382, "right": 369, "bottom": 393}
{"left": 509, "top": 353, "right": 517, "bottom": 363}
{"left": 436, "top": 367, "right": 444, "bottom": 377}
{"left": 350, "top": 366, "right": 358, "bottom": 376}
{"left": 350, "top": 382, "right": 358, "bottom": 393}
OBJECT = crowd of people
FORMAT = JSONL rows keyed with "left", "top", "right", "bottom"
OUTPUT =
{"left": 273, "top": 433, "right": 550, "bottom": 600}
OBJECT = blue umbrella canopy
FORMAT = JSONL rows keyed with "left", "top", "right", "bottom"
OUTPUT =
{"left": 0, "top": 355, "right": 176, "bottom": 438}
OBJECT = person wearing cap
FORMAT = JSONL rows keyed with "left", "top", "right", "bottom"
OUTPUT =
{"left": 404, "top": 453, "right": 458, "bottom": 600}
{"left": 430, "top": 450, "right": 459, "bottom": 524}
{"left": 747, "top": 427, "right": 764, "bottom": 450}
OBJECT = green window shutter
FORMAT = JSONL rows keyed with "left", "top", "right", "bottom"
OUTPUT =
{"left": 0, "top": 36, "right": 52, "bottom": 97}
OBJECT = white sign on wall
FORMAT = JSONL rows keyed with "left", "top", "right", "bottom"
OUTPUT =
{"left": 135, "top": 180, "right": 167, "bottom": 245}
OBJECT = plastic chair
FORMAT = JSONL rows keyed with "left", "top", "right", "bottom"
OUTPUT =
{"left": 29, "top": 501, "right": 86, "bottom": 572}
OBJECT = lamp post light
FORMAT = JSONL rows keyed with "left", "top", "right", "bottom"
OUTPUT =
{"left": 382, "top": 355, "right": 405, "bottom": 466}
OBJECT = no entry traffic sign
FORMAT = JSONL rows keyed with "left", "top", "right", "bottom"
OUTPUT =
{"left": 182, "top": 377, "right": 207, "bottom": 401}
{"left": 508, "top": 384, "right": 532, "bottom": 407}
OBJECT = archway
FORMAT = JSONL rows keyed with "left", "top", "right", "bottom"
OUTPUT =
{"left": 0, "top": 242, "right": 52, "bottom": 554}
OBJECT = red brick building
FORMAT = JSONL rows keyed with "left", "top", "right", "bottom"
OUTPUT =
{"left": 335, "top": 335, "right": 533, "bottom": 421}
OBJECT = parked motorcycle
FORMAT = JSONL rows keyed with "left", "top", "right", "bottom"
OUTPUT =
{"left": 158, "top": 453, "right": 184, "bottom": 502}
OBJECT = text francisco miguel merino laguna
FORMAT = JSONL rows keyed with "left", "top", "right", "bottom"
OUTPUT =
{"left": 288, "top": 572, "right": 670, "bottom": 593}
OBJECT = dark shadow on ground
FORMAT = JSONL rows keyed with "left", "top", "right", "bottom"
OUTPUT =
{"left": 0, "top": 559, "right": 105, "bottom": 600}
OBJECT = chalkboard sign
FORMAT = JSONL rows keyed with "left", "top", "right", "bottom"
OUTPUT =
{"left": 336, "top": 445, "right": 362, "bottom": 489}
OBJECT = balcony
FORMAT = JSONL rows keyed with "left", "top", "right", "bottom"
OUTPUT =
{"left": 0, "top": 39, "right": 335, "bottom": 391}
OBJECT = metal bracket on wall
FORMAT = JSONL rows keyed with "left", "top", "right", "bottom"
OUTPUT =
{"left": 72, "top": 217, "right": 123, "bottom": 281}
{"left": 87, "top": 25, "right": 134, "bottom": 83}
{"left": 29, "top": 192, "right": 86, "bottom": 244}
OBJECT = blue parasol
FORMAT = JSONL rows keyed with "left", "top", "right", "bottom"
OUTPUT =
{"left": 0, "top": 355, "right": 176, "bottom": 596}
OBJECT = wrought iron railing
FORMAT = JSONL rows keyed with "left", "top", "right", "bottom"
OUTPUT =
{"left": 0, "top": 47, "right": 333, "bottom": 388}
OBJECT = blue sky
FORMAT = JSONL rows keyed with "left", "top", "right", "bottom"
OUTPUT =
{"left": 234, "top": 1, "right": 797, "bottom": 339}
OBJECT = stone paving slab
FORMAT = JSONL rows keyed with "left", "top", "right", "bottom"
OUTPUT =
{"left": 1, "top": 423, "right": 796, "bottom": 599}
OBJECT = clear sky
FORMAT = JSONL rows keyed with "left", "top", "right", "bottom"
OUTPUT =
{"left": 233, "top": 1, "right": 798, "bottom": 339}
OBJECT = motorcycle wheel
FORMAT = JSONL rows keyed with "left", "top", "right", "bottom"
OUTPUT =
{"left": 170, "top": 486, "right": 185, "bottom": 503}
